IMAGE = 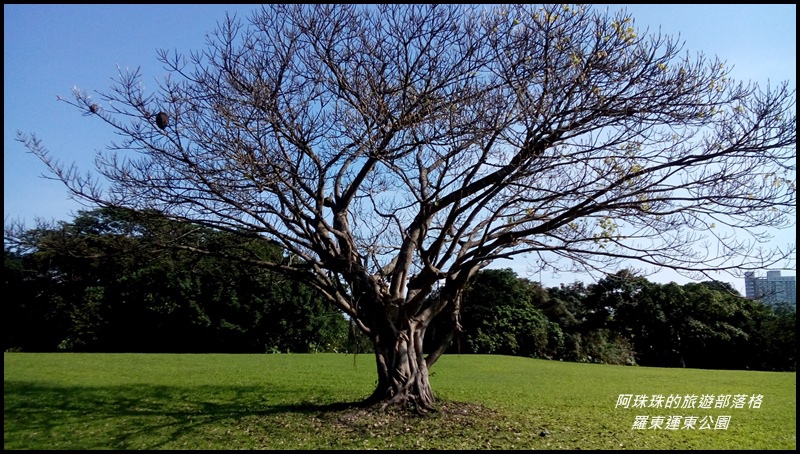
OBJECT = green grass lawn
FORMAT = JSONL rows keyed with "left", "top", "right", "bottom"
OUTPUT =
{"left": 4, "top": 353, "right": 796, "bottom": 450}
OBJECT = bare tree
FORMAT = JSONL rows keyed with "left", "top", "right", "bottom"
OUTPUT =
{"left": 16, "top": 4, "right": 796, "bottom": 411}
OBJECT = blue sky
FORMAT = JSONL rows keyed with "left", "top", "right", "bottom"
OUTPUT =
{"left": 4, "top": 4, "right": 796, "bottom": 292}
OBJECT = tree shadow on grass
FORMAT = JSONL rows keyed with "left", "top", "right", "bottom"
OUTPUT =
{"left": 3, "top": 380, "right": 368, "bottom": 450}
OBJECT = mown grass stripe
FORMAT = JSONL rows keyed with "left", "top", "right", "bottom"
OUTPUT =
{"left": 4, "top": 353, "right": 795, "bottom": 450}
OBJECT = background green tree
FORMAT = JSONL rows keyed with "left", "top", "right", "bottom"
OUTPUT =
{"left": 4, "top": 208, "right": 351, "bottom": 353}
{"left": 457, "top": 269, "right": 563, "bottom": 359}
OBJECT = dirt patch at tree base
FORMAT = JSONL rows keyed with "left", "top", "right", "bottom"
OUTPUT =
{"left": 310, "top": 400, "right": 510, "bottom": 442}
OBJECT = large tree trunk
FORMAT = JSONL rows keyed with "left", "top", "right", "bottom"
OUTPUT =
{"left": 364, "top": 316, "right": 436, "bottom": 412}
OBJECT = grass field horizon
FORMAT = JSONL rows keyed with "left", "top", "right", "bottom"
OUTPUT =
{"left": 4, "top": 352, "right": 796, "bottom": 450}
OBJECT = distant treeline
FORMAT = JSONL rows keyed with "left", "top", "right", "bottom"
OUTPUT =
{"left": 4, "top": 208, "right": 795, "bottom": 371}
{"left": 426, "top": 268, "right": 795, "bottom": 371}
{"left": 4, "top": 208, "right": 369, "bottom": 355}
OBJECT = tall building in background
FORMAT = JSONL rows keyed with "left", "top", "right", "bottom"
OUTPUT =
{"left": 744, "top": 271, "right": 796, "bottom": 307}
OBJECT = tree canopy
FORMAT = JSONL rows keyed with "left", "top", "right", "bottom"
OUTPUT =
{"left": 15, "top": 4, "right": 796, "bottom": 410}
{"left": 3, "top": 208, "right": 353, "bottom": 354}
